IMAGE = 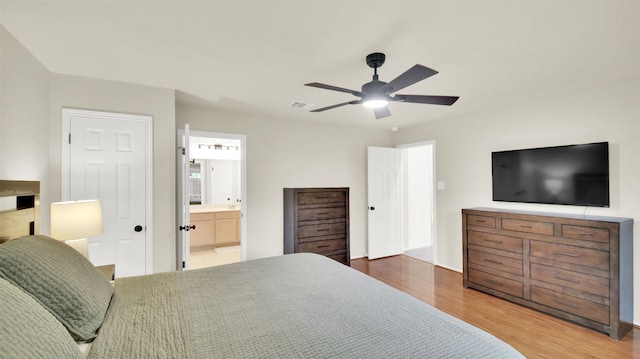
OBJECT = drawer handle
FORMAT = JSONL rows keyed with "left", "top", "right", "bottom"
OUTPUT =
{"left": 317, "top": 228, "right": 330, "bottom": 232}
{"left": 577, "top": 232, "right": 593, "bottom": 236}
{"left": 484, "top": 279, "right": 503, "bottom": 287}
{"left": 484, "top": 259, "right": 503, "bottom": 266}
{"left": 554, "top": 300, "right": 581, "bottom": 310}
{"left": 317, "top": 244, "right": 330, "bottom": 249}
{"left": 484, "top": 239, "right": 503, "bottom": 244}
{"left": 554, "top": 275, "right": 580, "bottom": 284}
{"left": 476, "top": 220, "right": 486, "bottom": 223}
{"left": 555, "top": 251, "right": 580, "bottom": 258}
{"left": 317, "top": 212, "right": 330, "bottom": 215}
{"left": 520, "top": 225, "right": 532, "bottom": 229}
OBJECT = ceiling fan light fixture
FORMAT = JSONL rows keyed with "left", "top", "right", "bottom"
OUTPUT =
{"left": 362, "top": 98, "right": 388, "bottom": 109}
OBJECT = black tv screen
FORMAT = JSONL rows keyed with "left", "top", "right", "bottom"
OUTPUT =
{"left": 492, "top": 142, "right": 609, "bottom": 207}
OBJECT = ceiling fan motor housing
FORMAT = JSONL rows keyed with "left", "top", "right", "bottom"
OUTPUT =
{"left": 362, "top": 80, "right": 388, "bottom": 95}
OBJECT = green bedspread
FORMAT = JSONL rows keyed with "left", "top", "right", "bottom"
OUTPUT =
{"left": 87, "top": 253, "right": 524, "bottom": 358}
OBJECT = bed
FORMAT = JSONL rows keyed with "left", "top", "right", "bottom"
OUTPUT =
{"left": 0, "top": 180, "right": 524, "bottom": 358}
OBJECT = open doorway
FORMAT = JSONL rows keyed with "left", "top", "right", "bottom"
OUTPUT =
{"left": 180, "top": 130, "right": 246, "bottom": 270}
{"left": 398, "top": 141, "right": 435, "bottom": 263}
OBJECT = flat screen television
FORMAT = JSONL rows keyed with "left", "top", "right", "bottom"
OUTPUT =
{"left": 492, "top": 142, "right": 609, "bottom": 207}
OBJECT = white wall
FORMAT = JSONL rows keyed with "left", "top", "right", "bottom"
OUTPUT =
{"left": 48, "top": 74, "right": 177, "bottom": 273}
{"left": 1, "top": 25, "right": 178, "bottom": 273}
{"left": 0, "top": 25, "right": 51, "bottom": 230}
{"left": 176, "top": 103, "right": 393, "bottom": 260}
{"left": 392, "top": 78, "right": 640, "bottom": 324}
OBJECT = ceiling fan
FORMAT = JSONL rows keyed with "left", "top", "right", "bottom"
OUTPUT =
{"left": 305, "top": 52, "right": 459, "bottom": 119}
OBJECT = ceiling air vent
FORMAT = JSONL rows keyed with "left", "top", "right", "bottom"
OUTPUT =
{"left": 289, "top": 101, "right": 313, "bottom": 110}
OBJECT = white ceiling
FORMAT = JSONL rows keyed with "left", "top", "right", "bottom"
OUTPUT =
{"left": 1, "top": 1, "right": 638, "bottom": 129}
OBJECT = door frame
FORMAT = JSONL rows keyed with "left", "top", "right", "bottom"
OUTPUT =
{"left": 396, "top": 140, "right": 437, "bottom": 265}
{"left": 177, "top": 129, "right": 247, "bottom": 265}
{"left": 61, "top": 108, "right": 154, "bottom": 274}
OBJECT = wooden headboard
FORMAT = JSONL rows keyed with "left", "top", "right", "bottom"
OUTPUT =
{"left": 0, "top": 180, "right": 40, "bottom": 242}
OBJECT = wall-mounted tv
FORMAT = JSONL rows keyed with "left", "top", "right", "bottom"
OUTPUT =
{"left": 492, "top": 142, "right": 609, "bottom": 207}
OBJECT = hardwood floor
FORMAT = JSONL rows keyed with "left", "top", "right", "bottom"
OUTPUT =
{"left": 351, "top": 255, "right": 639, "bottom": 359}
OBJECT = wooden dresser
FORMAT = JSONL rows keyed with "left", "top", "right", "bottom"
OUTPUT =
{"left": 284, "top": 188, "right": 350, "bottom": 265}
{"left": 462, "top": 207, "right": 633, "bottom": 339}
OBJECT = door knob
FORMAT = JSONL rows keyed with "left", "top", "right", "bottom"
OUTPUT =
{"left": 368, "top": 206, "right": 375, "bottom": 211}
{"left": 134, "top": 225, "right": 143, "bottom": 232}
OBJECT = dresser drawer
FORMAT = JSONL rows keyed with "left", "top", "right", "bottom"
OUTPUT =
{"left": 298, "top": 206, "right": 346, "bottom": 221}
{"left": 562, "top": 225, "right": 609, "bottom": 244}
{"left": 298, "top": 222, "right": 346, "bottom": 238}
{"left": 530, "top": 240, "right": 609, "bottom": 270}
{"left": 502, "top": 218, "right": 554, "bottom": 236}
{"left": 468, "top": 249, "right": 523, "bottom": 276}
{"left": 468, "top": 269, "right": 523, "bottom": 298}
{"left": 467, "top": 215, "right": 496, "bottom": 228}
{"left": 468, "top": 231, "right": 522, "bottom": 254}
{"left": 299, "top": 239, "right": 346, "bottom": 253}
{"left": 297, "top": 191, "right": 346, "bottom": 205}
{"left": 531, "top": 286, "right": 609, "bottom": 324}
{"left": 530, "top": 263, "right": 609, "bottom": 297}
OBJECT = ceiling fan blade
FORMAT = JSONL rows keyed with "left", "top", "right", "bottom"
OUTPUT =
{"left": 394, "top": 94, "right": 459, "bottom": 106}
{"left": 373, "top": 106, "right": 391, "bottom": 119}
{"left": 305, "top": 82, "right": 364, "bottom": 97}
{"left": 377, "top": 64, "right": 438, "bottom": 94}
{"left": 310, "top": 100, "right": 361, "bottom": 112}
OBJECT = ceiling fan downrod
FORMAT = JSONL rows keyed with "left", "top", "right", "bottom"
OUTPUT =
{"left": 366, "top": 52, "right": 386, "bottom": 82}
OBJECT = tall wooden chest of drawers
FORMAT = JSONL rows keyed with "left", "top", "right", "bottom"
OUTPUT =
{"left": 284, "top": 188, "right": 350, "bottom": 265}
{"left": 462, "top": 207, "right": 633, "bottom": 339}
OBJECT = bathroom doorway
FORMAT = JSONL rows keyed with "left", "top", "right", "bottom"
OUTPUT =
{"left": 178, "top": 129, "right": 246, "bottom": 269}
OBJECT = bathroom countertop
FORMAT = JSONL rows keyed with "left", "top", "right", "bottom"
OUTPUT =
{"left": 190, "top": 204, "right": 241, "bottom": 214}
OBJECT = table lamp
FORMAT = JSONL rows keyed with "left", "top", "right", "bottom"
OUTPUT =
{"left": 50, "top": 200, "right": 103, "bottom": 258}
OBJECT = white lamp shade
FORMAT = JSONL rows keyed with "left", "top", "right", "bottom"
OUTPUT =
{"left": 50, "top": 200, "right": 104, "bottom": 240}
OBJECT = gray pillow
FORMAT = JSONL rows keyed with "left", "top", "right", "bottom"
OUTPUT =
{"left": 0, "top": 235, "right": 114, "bottom": 341}
{"left": 0, "top": 277, "right": 83, "bottom": 359}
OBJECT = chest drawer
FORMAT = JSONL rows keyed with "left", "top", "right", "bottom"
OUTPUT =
{"left": 468, "top": 231, "right": 522, "bottom": 254}
{"left": 298, "top": 221, "right": 346, "bottom": 239}
{"left": 468, "top": 249, "right": 523, "bottom": 276}
{"left": 531, "top": 286, "right": 609, "bottom": 325}
{"left": 298, "top": 206, "right": 346, "bottom": 221}
{"left": 468, "top": 269, "right": 523, "bottom": 298}
{"left": 502, "top": 218, "right": 554, "bottom": 236}
{"left": 530, "top": 240, "right": 609, "bottom": 270}
{"left": 467, "top": 215, "right": 496, "bottom": 228}
{"left": 297, "top": 191, "right": 346, "bottom": 205}
{"left": 562, "top": 225, "right": 609, "bottom": 244}
{"left": 299, "top": 239, "right": 347, "bottom": 254}
{"left": 530, "top": 263, "right": 609, "bottom": 297}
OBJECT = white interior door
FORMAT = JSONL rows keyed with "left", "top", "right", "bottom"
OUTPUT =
{"left": 177, "top": 125, "right": 191, "bottom": 270}
{"left": 63, "top": 109, "right": 152, "bottom": 278}
{"left": 367, "top": 146, "right": 403, "bottom": 259}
